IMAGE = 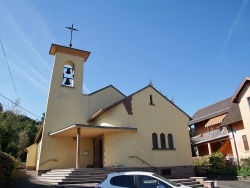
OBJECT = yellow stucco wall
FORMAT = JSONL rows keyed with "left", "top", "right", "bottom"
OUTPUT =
{"left": 89, "top": 87, "right": 125, "bottom": 117}
{"left": 36, "top": 45, "right": 192, "bottom": 171}
{"left": 26, "top": 143, "right": 38, "bottom": 170}
{"left": 94, "top": 87, "right": 193, "bottom": 167}
{"left": 236, "top": 82, "right": 250, "bottom": 159}
{"left": 38, "top": 51, "right": 125, "bottom": 171}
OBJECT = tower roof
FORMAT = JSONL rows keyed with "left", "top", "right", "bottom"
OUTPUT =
{"left": 49, "top": 44, "right": 91, "bottom": 61}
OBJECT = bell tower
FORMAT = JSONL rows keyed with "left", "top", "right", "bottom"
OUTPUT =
{"left": 49, "top": 44, "right": 90, "bottom": 94}
{"left": 37, "top": 44, "right": 91, "bottom": 171}
{"left": 44, "top": 44, "right": 91, "bottom": 133}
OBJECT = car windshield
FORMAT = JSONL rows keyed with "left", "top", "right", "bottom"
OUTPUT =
{"left": 153, "top": 174, "right": 181, "bottom": 187}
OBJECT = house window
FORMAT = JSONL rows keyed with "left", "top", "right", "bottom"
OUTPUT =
{"left": 152, "top": 133, "right": 158, "bottom": 149}
{"left": 242, "top": 135, "right": 249, "bottom": 151}
{"left": 168, "top": 134, "right": 174, "bottom": 149}
{"left": 160, "top": 133, "right": 166, "bottom": 149}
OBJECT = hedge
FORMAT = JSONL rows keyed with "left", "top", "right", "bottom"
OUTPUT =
{"left": 193, "top": 152, "right": 237, "bottom": 176}
{"left": 0, "top": 151, "right": 18, "bottom": 184}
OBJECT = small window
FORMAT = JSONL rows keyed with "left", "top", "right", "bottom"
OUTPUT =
{"left": 160, "top": 133, "right": 166, "bottom": 149}
{"left": 242, "top": 135, "right": 249, "bottom": 151}
{"left": 149, "top": 95, "right": 154, "bottom": 105}
{"left": 152, "top": 133, "right": 158, "bottom": 149}
{"left": 168, "top": 134, "right": 174, "bottom": 149}
{"left": 110, "top": 175, "right": 135, "bottom": 187}
{"left": 248, "top": 97, "right": 250, "bottom": 108}
{"left": 162, "top": 169, "right": 171, "bottom": 176}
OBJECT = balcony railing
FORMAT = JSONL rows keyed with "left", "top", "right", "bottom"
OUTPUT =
{"left": 191, "top": 127, "right": 229, "bottom": 144}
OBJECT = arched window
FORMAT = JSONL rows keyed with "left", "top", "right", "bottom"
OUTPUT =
{"left": 168, "top": 134, "right": 174, "bottom": 149}
{"left": 160, "top": 133, "right": 166, "bottom": 149}
{"left": 62, "top": 62, "right": 74, "bottom": 87}
{"left": 152, "top": 133, "right": 158, "bottom": 149}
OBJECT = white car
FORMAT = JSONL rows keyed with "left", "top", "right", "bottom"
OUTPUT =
{"left": 95, "top": 171, "right": 191, "bottom": 188}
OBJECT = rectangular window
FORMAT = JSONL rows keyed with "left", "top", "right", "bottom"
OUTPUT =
{"left": 248, "top": 97, "right": 250, "bottom": 108}
{"left": 150, "top": 95, "right": 153, "bottom": 105}
{"left": 242, "top": 135, "right": 250, "bottom": 151}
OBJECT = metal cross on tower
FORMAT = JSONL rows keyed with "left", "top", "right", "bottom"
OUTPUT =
{"left": 65, "top": 24, "right": 78, "bottom": 48}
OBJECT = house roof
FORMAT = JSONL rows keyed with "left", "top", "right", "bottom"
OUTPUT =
{"left": 89, "top": 85, "right": 125, "bottom": 97}
{"left": 49, "top": 44, "right": 91, "bottom": 61}
{"left": 49, "top": 124, "right": 137, "bottom": 138}
{"left": 34, "top": 123, "right": 44, "bottom": 143}
{"left": 232, "top": 77, "right": 250, "bottom": 103}
{"left": 220, "top": 103, "right": 242, "bottom": 127}
{"left": 88, "top": 85, "right": 191, "bottom": 123}
{"left": 188, "top": 97, "right": 232, "bottom": 125}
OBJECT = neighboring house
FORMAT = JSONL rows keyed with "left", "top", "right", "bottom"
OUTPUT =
{"left": 26, "top": 43, "right": 194, "bottom": 178}
{"left": 189, "top": 77, "right": 250, "bottom": 165}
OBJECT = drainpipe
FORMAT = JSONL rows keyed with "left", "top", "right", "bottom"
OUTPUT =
{"left": 229, "top": 125, "right": 240, "bottom": 167}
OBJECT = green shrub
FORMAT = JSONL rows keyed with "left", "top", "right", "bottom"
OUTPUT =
{"left": 238, "top": 157, "right": 250, "bottom": 177}
{"left": 193, "top": 152, "right": 237, "bottom": 176}
{"left": 0, "top": 151, "right": 18, "bottom": 184}
{"left": 193, "top": 164, "right": 211, "bottom": 176}
{"left": 240, "top": 157, "right": 250, "bottom": 167}
{"left": 209, "top": 152, "right": 226, "bottom": 170}
{"left": 193, "top": 155, "right": 211, "bottom": 176}
{"left": 237, "top": 166, "right": 250, "bottom": 177}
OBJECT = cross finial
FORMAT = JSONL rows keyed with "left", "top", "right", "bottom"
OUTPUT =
{"left": 65, "top": 24, "right": 78, "bottom": 48}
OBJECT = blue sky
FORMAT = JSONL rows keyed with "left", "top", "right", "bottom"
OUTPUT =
{"left": 0, "top": 0, "right": 250, "bottom": 120}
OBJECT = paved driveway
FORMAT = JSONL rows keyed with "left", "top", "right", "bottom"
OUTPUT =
{"left": 215, "top": 179, "right": 250, "bottom": 188}
{"left": 8, "top": 169, "right": 53, "bottom": 188}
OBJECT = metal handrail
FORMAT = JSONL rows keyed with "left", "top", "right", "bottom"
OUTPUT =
{"left": 129, "top": 156, "right": 156, "bottom": 170}
{"left": 41, "top": 159, "right": 58, "bottom": 166}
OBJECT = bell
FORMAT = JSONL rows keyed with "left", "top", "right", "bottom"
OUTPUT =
{"left": 64, "top": 78, "right": 71, "bottom": 85}
{"left": 66, "top": 68, "right": 71, "bottom": 74}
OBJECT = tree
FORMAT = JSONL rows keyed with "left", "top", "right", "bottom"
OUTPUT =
{"left": 17, "top": 131, "right": 29, "bottom": 161}
{"left": 0, "top": 103, "right": 3, "bottom": 112}
{"left": 0, "top": 101, "right": 41, "bottom": 161}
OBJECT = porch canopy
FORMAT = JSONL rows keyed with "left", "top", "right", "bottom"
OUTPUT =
{"left": 205, "top": 114, "right": 227, "bottom": 127}
{"left": 49, "top": 124, "right": 137, "bottom": 138}
{"left": 49, "top": 124, "right": 137, "bottom": 169}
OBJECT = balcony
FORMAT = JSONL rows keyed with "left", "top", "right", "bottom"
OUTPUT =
{"left": 191, "top": 127, "right": 229, "bottom": 144}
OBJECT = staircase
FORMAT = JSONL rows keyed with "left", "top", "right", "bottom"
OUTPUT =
{"left": 38, "top": 168, "right": 208, "bottom": 188}
{"left": 38, "top": 167, "right": 150, "bottom": 185}
{"left": 38, "top": 168, "right": 113, "bottom": 185}
{"left": 171, "top": 179, "right": 204, "bottom": 188}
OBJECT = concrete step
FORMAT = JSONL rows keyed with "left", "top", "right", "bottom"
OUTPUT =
{"left": 41, "top": 174, "right": 105, "bottom": 178}
{"left": 55, "top": 183, "right": 97, "bottom": 188}
{"left": 37, "top": 168, "right": 112, "bottom": 185}
{"left": 171, "top": 179, "right": 204, "bottom": 188}
{"left": 38, "top": 176, "right": 104, "bottom": 180}
{"left": 37, "top": 168, "right": 208, "bottom": 187}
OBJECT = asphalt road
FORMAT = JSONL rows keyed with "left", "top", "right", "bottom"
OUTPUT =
{"left": 214, "top": 179, "right": 250, "bottom": 188}
{"left": 5, "top": 169, "right": 250, "bottom": 188}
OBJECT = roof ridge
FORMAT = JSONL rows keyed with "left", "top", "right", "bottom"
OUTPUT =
{"left": 89, "top": 85, "right": 125, "bottom": 97}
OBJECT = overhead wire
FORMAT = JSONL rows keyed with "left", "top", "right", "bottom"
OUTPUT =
{"left": 0, "top": 39, "right": 41, "bottom": 119}
{"left": 0, "top": 38, "right": 19, "bottom": 99}
{"left": 0, "top": 93, "right": 41, "bottom": 119}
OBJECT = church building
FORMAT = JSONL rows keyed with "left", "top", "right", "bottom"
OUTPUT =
{"left": 26, "top": 43, "right": 194, "bottom": 178}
